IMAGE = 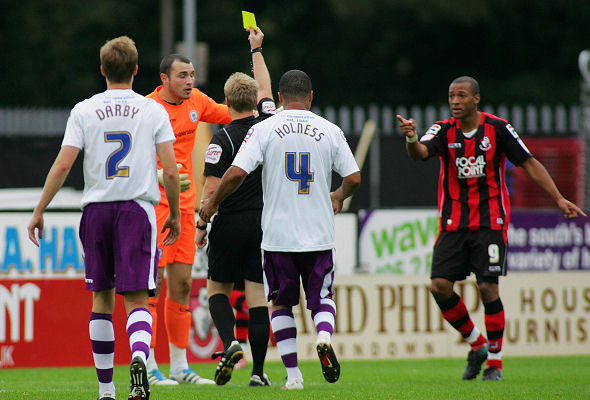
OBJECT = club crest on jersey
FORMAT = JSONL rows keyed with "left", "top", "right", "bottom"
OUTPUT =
{"left": 479, "top": 136, "right": 492, "bottom": 151}
{"left": 456, "top": 155, "right": 486, "bottom": 179}
{"left": 205, "top": 144, "right": 222, "bottom": 164}
{"left": 189, "top": 110, "right": 198, "bottom": 122}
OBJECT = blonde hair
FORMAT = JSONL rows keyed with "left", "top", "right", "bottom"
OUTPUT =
{"left": 224, "top": 72, "right": 258, "bottom": 113}
{"left": 100, "top": 36, "right": 138, "bottom": 83}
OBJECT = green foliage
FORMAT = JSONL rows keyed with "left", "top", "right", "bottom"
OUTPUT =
{"left": 0, "top": 356, "right": 589, "bottom": 399}
{"left": 0, "top": 0, "right": 162, "bottom": 107}
{"left": 1, "top": 0, "right": 589, "bottom": 107}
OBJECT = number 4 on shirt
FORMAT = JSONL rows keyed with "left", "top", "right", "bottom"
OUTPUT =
{"left": 285, "top": 152, "right": 314, "bottom": 194}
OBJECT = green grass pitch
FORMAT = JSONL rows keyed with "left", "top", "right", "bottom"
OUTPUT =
{"left": 1, "top": 356, "right": 589, "bottom": 399}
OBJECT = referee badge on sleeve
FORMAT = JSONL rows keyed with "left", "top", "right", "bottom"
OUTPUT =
{"left": 261, "top": 101, "right": 276, "bottom": 115}
{"left": 205, "top": 144, "right": 222, "bottom": 164}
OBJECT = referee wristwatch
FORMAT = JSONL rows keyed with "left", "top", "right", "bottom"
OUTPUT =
{"left": 196, "top": 221, "right": 207, "bottom": 230}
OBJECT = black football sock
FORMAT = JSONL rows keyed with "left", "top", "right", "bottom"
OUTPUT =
{"left": 248, "top": 306, "right": 270, "bottom": 377}
{"left": 208, "top": 293, "right": 236, "bottom": 351}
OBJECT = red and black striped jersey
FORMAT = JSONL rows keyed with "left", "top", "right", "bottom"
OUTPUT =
{"left": 420, "top": 112, "right": 532, "bottom": 232}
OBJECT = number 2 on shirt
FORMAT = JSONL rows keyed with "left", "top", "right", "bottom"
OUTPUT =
{"left": 285, "top": 152, "right": 314, "bottom": 194}
{"left": 104, "top": 131, "right": 131, "bottom": 179}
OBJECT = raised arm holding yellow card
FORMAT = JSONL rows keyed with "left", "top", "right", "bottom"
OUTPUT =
{"left": 242, "top": 10, "right": 257, "bottom": 30}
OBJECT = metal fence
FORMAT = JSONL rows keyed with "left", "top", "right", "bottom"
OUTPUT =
{"left": 0, "top": 104, "right": 581, "bottom": 137}
{"left": 310, "top": 104, "right": 580, "bottom": 137}
{"left": 0, "top": 108, "right": 71, "bottom": 136}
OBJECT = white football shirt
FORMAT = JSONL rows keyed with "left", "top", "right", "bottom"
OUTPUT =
{"left": 62, "top": 89, "right": 175, "bottom": 208}
{"left": 232, "top": 109, "right": 359, "bottom": 252}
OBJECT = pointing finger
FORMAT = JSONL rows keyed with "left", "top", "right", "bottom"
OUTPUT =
{"left": 396, "top": 115, "right": 407, "bottom": 124}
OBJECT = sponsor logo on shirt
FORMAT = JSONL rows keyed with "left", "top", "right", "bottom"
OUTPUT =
{"left": 455, "top": 155, "right": 486, "bottom": 179}
{"left": 205, "top": 144, "right": 222, "bottom": 164}
{"left": 479, "top": 136, "right": 492, "bottom": 151}
{"left": 488, "top": 265, "right": 501, "bottom": 272}
{"left": 261, "top": 101, "right": 276, "bottom": 114}
{"left": 190, "top": 110, "right": 198, "bottom": 122}
{"left": 448, "top": 143, "right": 462, "bottom": 148}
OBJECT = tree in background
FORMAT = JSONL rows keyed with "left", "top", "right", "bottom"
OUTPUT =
{"left": 1, "top": 0, "right": 589, "bottom": 108}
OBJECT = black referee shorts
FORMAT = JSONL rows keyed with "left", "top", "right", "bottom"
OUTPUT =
{"left": 207, "top": 209, "right": 264, "bottom": 284}
{"left": 431, "top": 228, "right": 507, "bottom": 283}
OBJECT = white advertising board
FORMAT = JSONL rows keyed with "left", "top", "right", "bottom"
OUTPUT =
{"left": 2, "top": 212, "right": 589, "bottom": 362}
{"left": 0, "top": 212, "right": 84, "bottom": 278}
{"left": 263, "top": 272, "right": 590, "bottom": 361}
{"left": 0, "top": 212, "right": 357, "bottom": 278}
{"left": 358, "top": 209, "right": 439, "bottom": 274}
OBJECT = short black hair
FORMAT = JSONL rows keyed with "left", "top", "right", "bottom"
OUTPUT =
{"left": 160, "top": 54, "right": 191, "bottom": 76}
{"left": 451, "top": 76, "right": 479, "bottom": 95}
{"left": 279, "top": 70, "right": 312, "bottom": 101}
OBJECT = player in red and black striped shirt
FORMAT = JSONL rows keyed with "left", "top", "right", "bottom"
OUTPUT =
{"left": 397, "top": 76, "right": 586, "bottom": 381}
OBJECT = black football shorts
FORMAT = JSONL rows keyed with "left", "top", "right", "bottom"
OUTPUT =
{"left": 431, "top": 228, "right": 507, "bottom": 282}
{"left": 207, "top": 210, "right": 264, "bottom": 284}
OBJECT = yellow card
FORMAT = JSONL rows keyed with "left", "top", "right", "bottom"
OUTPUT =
{"left": 242, "top": 11, "right": 257, "bottom": 30}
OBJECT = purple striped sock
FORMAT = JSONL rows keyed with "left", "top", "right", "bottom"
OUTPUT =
{"left": 311, "top": 300, "right": 336, "bottom": 335}
{"left": 89, "top": 312, "right": 114, "bottom": 384}
{"left": 271, "top": 309, "right": 298, "bottom": 368}
{"left": 126, "top": 308, "right": 152, "bottom": 361}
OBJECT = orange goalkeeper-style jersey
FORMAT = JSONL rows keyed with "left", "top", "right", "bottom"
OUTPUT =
{"left": 146, "top": 86, "right": 232, "bottom": 213}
